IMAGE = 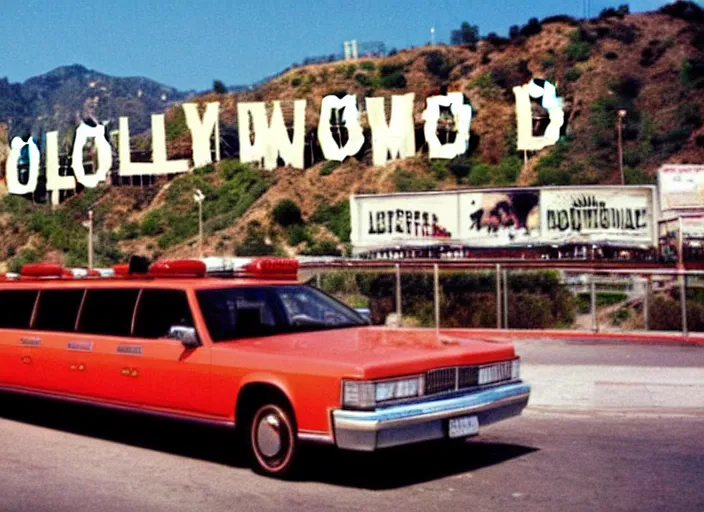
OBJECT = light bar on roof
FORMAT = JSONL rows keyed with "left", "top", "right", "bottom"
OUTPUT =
{"left": 200, "top": 257, "right": 255, "bottom": 274}
{"left": 198, "top": 257, "right": 299, "bottom": 279}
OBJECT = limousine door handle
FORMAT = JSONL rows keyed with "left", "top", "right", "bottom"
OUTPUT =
{"left": 21, "top": 356, "right": 32, "bottom": 364}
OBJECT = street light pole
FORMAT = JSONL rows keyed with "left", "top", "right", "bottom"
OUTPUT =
{"left": 617, "top": 109, "right": 627, "bottom": 185}
{"left": 87, "top": 210, "right": 93, "bottom": 269}
{"left": 193, "top": 189, "right": 205, "bottom": 258}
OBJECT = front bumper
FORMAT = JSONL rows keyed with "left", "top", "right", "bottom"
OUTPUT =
{"left": 332, "top": 381, "right": 530, "bottom": 451}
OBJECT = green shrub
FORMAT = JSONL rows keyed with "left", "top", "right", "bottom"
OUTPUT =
{"left": 9, "top": 248, "right": 42, "bottom": 273}
{"left": 379, "top": 63, "right": 404, "bottom": 76}
{"left": 319, "top": 161, "right": 340, "bottom": 176}
{"left": 140, "top": 210, "right": 164, "bottom": 236}
{"left": 680, "top": 58, "right": 704, "bottom": 89}
{"left": 469, "top": 72, "right": 501, "bottom": 99}
{"left": 272, "top": 199, "right": 303, "bottom": 227}
{"left": 165, "top": 108, "right": 188, "bottom": 141}
{"left": 425, "top": 51, "right": 452, "bottom": 79}
{"left": 468, "top": 163, "right": 492, "bottom": 186}
{"left": 429, "top": 159, "right": 450, "bottom": 181}
{"left": 576, "top": 291, "right": 628, "bottom": 314}
{"left": 360, "top": 61, "right": 376, "bottom": 72}
{"left": 624, "top": 167, "right": 655, "bottom": 185}
{"left": 117, "top": 222, "right": 140, "bottom": 240}
{"left": 286, "top": 224, "right": 312, "bottom": 246}
{"left": 379, "top": 72, "right": 407, "bottom": 89}
{"left": 235, "top": 221, "right": 277, "bottom": 256}
{"left": 354, "top": 73, "right": 373, "bottom": 87}
{"left": 565, "top": 67, "right": 582, "bottom": 82}
{"left": 565, "top": 41, "right": 592, "bottom": 62}
{"left": 310, "top": 200, "right": 351, "bottom": 242}
{"left": 392, "top": 168, "right": 437, "bottom": 192}
{"left": 300, "top": 240, "right": 342, "bottom": 256}
{"left": 344, "top": 64, "right": 357, "bottom": 78}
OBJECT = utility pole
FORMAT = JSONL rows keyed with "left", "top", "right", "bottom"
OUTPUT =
{"left": 617, "top": 109, "right": 627, "bottom": 185}
{"left": 430, "top": 27, "right": 435, "bottom": 45}
{"left": 193, "top": 189, "right": 205, "bottom": 257}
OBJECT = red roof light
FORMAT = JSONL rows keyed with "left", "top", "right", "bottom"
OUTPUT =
{"left": 242, "top": 258, "right": 299, "bottom": 279}
{"left": 149, "top": 259, "right": 207, "bottom": 278}
{"left": 20, "top": 263, "right": 64, "bottom": 278}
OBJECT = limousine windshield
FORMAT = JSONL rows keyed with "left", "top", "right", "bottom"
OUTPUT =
{"left": 196, "top": 285, "right": 367, "bottom": 342}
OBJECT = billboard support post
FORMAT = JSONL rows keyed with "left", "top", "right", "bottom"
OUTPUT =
{"left": 643, "top": 276, "right": 650, "bottom": 331}
{"left": 591, "top": 276, "right": 598, "bottom": 333}
{"left": 496, "top": 264, "right": 502, "bottom": 329}
{"left": 434, "top": 264, "right": 440, "bottom": 331}
{"left": 681, "top": 272, "right": 688, "bottom": 337}
{"left": 503, "top": 269, "right": 509, "bottom": 329}
{"left": 395, "top": 264, "right": 402, "bottom": 324}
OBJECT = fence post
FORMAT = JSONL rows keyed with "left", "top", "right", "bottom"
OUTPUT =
{"left": 503, "top": 269, "right": 509, "bottom": 329}
{"left": 316, "top": 272, "right": 321, "bottom": 289}
{"left": 434, "top": 264, "right": 440, "bottom": 331}
{"left": 395, "top": 264, "right": 402, "bottom": 323}
{"left": 591, "top": 274, "right": 598, "bottom": 333}
{"left": 681, "top": 272, "right": 688, "bottom": 337}
{"left": 496, "top": 264, "right": 502, "bottom": 329}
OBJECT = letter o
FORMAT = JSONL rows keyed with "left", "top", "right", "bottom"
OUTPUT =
{"left": 71, "top": 122, "right": 113, "bottom": 188}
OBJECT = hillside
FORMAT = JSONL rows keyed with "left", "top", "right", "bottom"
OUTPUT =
{"left": 0, "top": 3, "right": 703, "bottom": 270}
{"left": 0, "top": 64, "right": 188, "bottom": 137}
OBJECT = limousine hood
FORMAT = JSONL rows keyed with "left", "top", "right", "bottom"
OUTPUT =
{"left": 214, "top": 327, "right": 516, "bottom": 380}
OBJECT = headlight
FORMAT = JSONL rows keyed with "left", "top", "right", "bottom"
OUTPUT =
{"left": 478, "top": 358, "right": 520, "bottom": 386}
{"left": 343, "top": 375, "right": 425, "bottom": 409}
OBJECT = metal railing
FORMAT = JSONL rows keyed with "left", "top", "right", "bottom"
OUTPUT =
{"left": 302, "top": 261, "right": 704, "bottom": 336}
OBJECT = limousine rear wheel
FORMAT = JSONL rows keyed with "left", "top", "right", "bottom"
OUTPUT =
{"left": 249, "top": 402, "right": 298, "bottom": 477}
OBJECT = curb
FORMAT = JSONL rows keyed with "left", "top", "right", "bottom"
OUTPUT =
{"left": 439, "top": 328, "right": 704, "bottom": 346}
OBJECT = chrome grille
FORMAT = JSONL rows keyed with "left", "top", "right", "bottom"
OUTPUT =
{"left": 425, "top": 368, "right": 457, "bottom": 395}
{"left": 425, "top": 359, "right": 517, "bottom": 396}
{"left": 458, "top": 366, "right": 479, "bottom": 388}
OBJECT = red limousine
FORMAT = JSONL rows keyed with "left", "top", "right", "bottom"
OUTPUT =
{"left": 0, "top": 257, "right": 530, "bottom": 477}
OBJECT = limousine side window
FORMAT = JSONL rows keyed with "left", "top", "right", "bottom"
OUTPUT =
{"left": 196, "top": 287, "right": 279, "bottom": 342}
{"left": 77, "top": 289, "right": 140, "bottom": 337}
{"left": 33, "top": 289, "right": 85, "bottom": 332}
{"left": 0, "top": 290, "right": 38, "bottom": 329}
{"left": 133, "top": 289, "right": 194, "bottom": 339}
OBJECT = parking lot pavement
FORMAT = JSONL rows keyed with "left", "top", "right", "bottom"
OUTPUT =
{"left": 513, "top": 337, "right": 704, "bottom": 414}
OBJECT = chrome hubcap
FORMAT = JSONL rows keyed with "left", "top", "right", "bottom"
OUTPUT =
{"left": 256, "top": 413, "right": 283, "bottom": 458}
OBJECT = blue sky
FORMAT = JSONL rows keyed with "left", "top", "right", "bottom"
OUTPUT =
{"left": 0, "top": 0, "right": 672, "bottom": 91}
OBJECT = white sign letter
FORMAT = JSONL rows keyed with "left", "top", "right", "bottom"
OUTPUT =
{"left": 119, "top": 114, "right": 189, "bottom": 177}
{"left": 237, "top": 100, "right": 306, "bottom": 170}
{"left": 6, "top": 136, "right": 40, "bottom": 195}
{"left": 183, "top": 102, "right": 220, "bottom": 168}
{"left": 366, "top": 93, "right": 416, "bottom": 166}
{"left": 422, "top": 92, "right": 472, "bottom": 159}
{"left": 71, "top": 122, "right": 113, "bottom": 188}
{"left": 46, "top": 131, "right": 76, "bottom": 205}
{"left": 317, "top": 95, "right": 364, "bottom": 161}
{"left": 514, "top": 79, "right": 564, "bottom": 151}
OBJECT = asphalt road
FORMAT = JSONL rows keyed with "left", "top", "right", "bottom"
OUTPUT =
{"left": 0, "top": 338, "right": 703, "bottom": 511}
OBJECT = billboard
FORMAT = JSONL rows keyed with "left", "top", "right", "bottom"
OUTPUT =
{"left": 540, "top": 188, "right": 652, "bottom": 244}
{"left": 658, "top": 164, "right": 704, "bottom": 213}
{"left": 350, "top": 186, "right": 657, "bottom": 253}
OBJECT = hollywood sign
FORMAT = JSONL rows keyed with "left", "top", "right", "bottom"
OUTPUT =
{"left": 5, "top": 79, "right": 564, "bottom": 205}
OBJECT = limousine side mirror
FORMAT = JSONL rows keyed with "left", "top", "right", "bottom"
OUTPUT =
{"left": 167, "top": 326, "right": 201, "bottom": 349}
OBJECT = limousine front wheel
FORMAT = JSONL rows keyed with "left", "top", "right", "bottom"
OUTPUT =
{"left": 249, "top": 402, "right": 298, "bottom": 477}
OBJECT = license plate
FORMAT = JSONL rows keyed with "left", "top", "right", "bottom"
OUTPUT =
{"left": 448, "top": 415, "right": 479, "bottom": 438}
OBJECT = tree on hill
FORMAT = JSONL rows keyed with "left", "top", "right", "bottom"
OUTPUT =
{"left": 213, "top": 79, "right": 227, "bottom": 94}
{"left": 451, "top": 22, "right": 479, "bottom": 46}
